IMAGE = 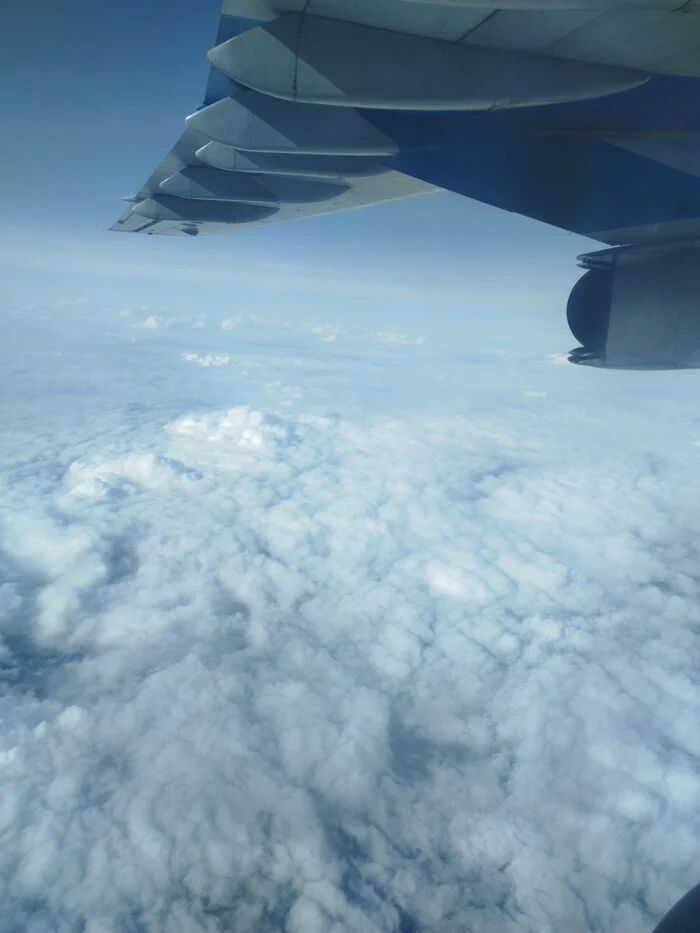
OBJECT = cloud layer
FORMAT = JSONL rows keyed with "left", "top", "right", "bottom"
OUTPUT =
{"left": 1, "top": 307, "right": 699, "bottom": 933}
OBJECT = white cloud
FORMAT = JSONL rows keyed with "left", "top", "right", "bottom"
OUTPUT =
{"left": 549, "top": 353, "right": 571, "bottom": 365}
{"left": 371, "top": 331, "right": 425, "bottom": 346}
{"left": 265, "top": 381, "right": 303, "bottom": 407}
{"left": 131, "top": 314, "right": 161, "bottom": 329}
{"left": 53, "top": 297, "right": 87, "bottom": 308}
{"left": 117, "top": 305, "right": 150, "bottom": 319}
{"left": 309, "top": 323, "right": 344, "bottom": 342}
{"left": 63, "top": 452, "right": 195, "bottom": 498}
{"left": 132, "top": 314, "right": 207, "bottom": 331}
{"left": 1, "top": 309, "right": 699, "bottom": 933}
{"left": 182, "top": 352, "right": 233, "bottom": 367}
{"left": 221, "top": 316, "right": 244, "bottom": 330}
{"left": 289, "top": 324, "right": 426, "bottom": 346}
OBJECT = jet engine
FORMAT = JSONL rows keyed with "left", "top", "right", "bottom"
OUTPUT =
{"left": 566, "top": 240, "right": 700, "bottom": 369}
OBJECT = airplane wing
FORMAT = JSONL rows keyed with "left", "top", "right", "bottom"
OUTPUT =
{"left": 112, "top": 0, "right": 700, "bottom": 371}
{"left": 111, "top": 0, "right": 700, "bottom": 243}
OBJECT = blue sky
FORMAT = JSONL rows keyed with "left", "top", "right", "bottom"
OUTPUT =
{"left": 2, "top": 4, "right": 700, "bottom": 933}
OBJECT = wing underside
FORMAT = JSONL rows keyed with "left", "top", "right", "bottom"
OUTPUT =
{"left": 112, "top": 0, "right": 700, "bottom": 244}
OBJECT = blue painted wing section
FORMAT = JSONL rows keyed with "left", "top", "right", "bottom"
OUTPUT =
{"left": 492, "top": 74, "right": 700, "bottom": 135}
{"left": 356, "top": 73, "right": 700, "bottom": 241}
{"left": 372, "top": 89, "right": 700, "bottom": 241}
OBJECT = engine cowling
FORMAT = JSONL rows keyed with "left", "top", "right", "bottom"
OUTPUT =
{"left": 566, "top": 241, "right": 700, "bottom": 369}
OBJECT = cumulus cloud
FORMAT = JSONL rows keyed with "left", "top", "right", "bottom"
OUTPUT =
{"left": 132, "top": 313, "right": 206, "bottom": 331}
{"left": 131, "top": 314, "right": 161, "bottom": 330}
{"left": 182, "top": 352, "right": 233, "bottom": 367}
{"left": 287, "top": 324, "right": 427, "bottom": 346}
{"left": 371, "top": 331, "right": 426, "bottom": 346}
{"left": 221, "top": 316, "right": 244, "bottom": 330}
{"left": 264, "top": 381, "right": 303, "bottom": 407}
{"left": 308, "top": 323, "right": 344, "bottom": 342}
{"left": 117, "top": 305, "right": 152, "bottom": 319}
{"left": 1, "top": 309, "right": 699, "bottom": 933}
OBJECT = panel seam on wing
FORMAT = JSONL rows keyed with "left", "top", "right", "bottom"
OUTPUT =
{"left": 457, "top": 9, "right": 497, "bottom": 43}
{"left": 295, "top": 2, "right": 312, "bottom": 103}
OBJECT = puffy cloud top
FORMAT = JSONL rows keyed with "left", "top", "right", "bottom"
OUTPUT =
{"left": 1, "top": 309, "right": 699, "bottom": 933}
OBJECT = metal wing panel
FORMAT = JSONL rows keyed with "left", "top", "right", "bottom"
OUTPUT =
{"left": 222, "top": 0, "right": 700, "bottom": 75}
{"left": 222, "top": 0, "right": 491, "bottom": 40}
{"left": 460, "top": 7, "right": 700, "bottom": 75}
{"left": 306, "top": 0, "right": 489, "bottom": 39}
{"left": 457, "top": 10, "right": 606, "bottom": 49}
{"left": 545, "top": 10, "right": 700, "bottom": 74}
{"left": 113, "top": 0, "right": 700, "bottom": 242}
{"left": 110, "top": 119, "right": 438, "bottom": 236}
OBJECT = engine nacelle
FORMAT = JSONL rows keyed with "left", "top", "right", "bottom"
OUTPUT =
{"left": 566, "top": 240, "right": 700, "bottom": 369}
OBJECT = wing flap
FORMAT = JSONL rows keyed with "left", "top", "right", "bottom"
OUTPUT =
{"left": 110, "top": 119, "right": 438, "bottom": 236}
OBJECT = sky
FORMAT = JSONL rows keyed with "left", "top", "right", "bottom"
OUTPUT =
{"left": 2, "top": 3, "right": 700, "bottom": 933}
